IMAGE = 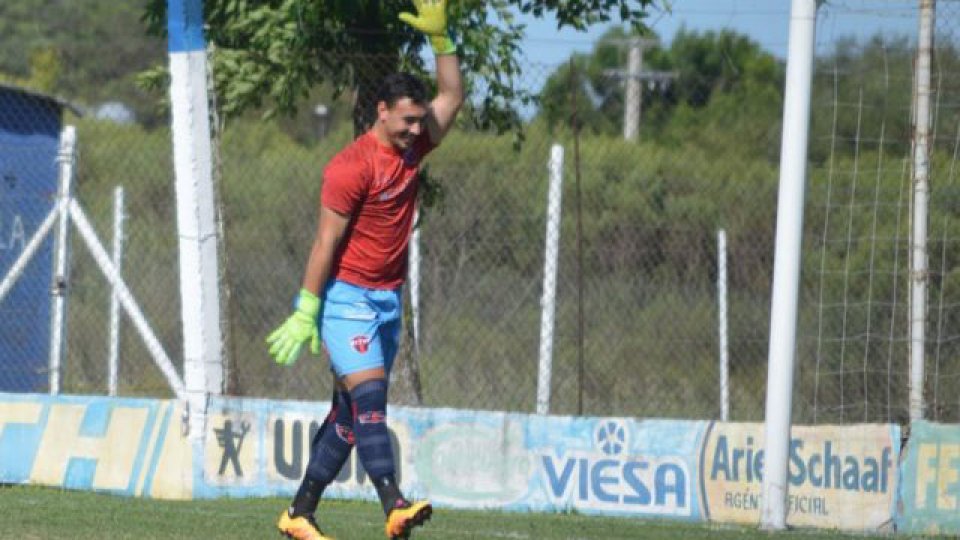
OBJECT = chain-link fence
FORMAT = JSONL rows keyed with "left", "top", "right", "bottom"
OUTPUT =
{"left": 209, "top": 52, "right": 779, "bottom": 420}
{"left": 3, "top": 2, "right": 960, "bottom": 424}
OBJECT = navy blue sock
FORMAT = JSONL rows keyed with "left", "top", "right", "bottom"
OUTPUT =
{"left": 291, "top": 389, "right": 354, "bottom": 516}
{"left": 350, "top": 379, "right": 404, "bottom": 514}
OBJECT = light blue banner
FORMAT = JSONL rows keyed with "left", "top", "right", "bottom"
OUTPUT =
{"left": 196, "top": 396, "right": 708, "bottom": 520}
{"left": 898, "top": 420, "right": 960, "bottom": 535}
{"left": 1, "top": 392, "right": 921, "bottom": 533}
{"left": 0, "top": 393, "right": 180, "bottom": 497}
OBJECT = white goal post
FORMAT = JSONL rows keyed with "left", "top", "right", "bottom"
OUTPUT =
{"left": 760, "top": 0, "right": 818, "bottom": 530}
{"left": 761, "top": 0, "right": 937, "bottom": 529}
{"left": 167, "top": 0, "right": 224, "bottom": 440}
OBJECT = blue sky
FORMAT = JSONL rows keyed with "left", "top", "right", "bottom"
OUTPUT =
{"left": 518, "top": 0, "right": 920, "bottom": 66}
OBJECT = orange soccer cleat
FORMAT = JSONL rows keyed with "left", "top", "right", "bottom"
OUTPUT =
{"left": 277, "top": 510, "right": 335, "bottom": 540}
{"left": 384, "top": 499, "right": 432, "bottom": 539}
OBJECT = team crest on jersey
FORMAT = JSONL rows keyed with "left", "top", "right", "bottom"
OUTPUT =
{"left": 351, "top": 335, "right": 370, "bottom": 353}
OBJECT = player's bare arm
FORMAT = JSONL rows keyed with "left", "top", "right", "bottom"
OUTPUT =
{"left": 399, "top": 0, "right": 463, "bottom": 145}
{"left": 426, "top": 53, "right": 463, "bottom": 144}
{"left": 300, "top": 206, "right": 351, "bottom": 296}
{"left": 266, "top": 205, "right": 351, "bottom": 367}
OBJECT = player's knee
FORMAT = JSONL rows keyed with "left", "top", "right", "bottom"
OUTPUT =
{"left": 350, "top": 379, "right": 388, "bottom": 419}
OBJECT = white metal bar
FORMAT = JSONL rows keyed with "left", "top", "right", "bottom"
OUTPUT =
{"left": 48, "top": 126, "right": 77, "bottom": 395}
{"left": 108, "top": 186, "right": 125, "bottom": 396}
{"left": 909, "top": 0, "right": 934, "bottom": 422}
{"left": 537, "top": 144, "right": 565, "bottom": 415}
{"left": 717, "top": 229, "right": 729, "bottom": 421}
{"left": 0, "top": 207, "right": 58, "bottom": 305}
{"left": 68, "top": 198, "right": 186, "bottom": 400}
{"left": 760, "top": 0, "right": 818, "bottom": 530}
{"left": 409, "top": 213, "right": 421, "bottom": 354}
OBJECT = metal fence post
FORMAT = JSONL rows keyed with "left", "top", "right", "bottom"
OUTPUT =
{"left": 108, "top": 186, "right": 125, "bottom": 396}
{"left": 537, "top": 144, "right": 565, "bottom": 415}
{"left": 49, "top": 125, "right": 77, "bottom": 395}
{"left": 717, "top": 229, "right": 729, "bottom": 421}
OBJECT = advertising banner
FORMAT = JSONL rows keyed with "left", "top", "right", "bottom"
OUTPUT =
{"left": 0, "top": 393, "right": 192, "bottom": 498}
{"left": 4, "top": 392, "right": 909, "bottom": 533}
{"left": 416, "top": 410, "right": 706, "bottom": 518}
{"left": 198, "top": 397, "right": 708, "bottom": 519}
{"left": 699, "top": 422, "right": 899, "bottom": 531}
{"left": 898, "top": 420, "right": 960, "bottom": 535}
{"left": 198, "top": 396, "right": 390, "bottom": 500}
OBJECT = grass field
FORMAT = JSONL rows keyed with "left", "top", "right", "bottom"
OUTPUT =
{"left": 0, "top": 485, "right": 906, "bottom": 540}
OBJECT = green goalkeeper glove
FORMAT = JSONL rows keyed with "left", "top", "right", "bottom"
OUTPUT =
{"left": 399, "top": 0, "right": 457, "bottom": 56}
{"left": 266, "top": 289, "right": 321, "bottom": 366}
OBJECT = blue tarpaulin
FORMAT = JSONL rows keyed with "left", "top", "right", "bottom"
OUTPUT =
{"left": 0, "top": 85, "right": 68, "bottom": 392}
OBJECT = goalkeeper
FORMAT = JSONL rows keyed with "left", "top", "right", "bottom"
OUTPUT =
{"left": 267, "top": 1, "right": 462, "bottom": 539}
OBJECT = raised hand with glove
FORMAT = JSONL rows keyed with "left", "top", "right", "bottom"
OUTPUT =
{"left": 266, "top": 288, "right": 321, "bottom": 366}
{"left": 399, "top": 0, "right": 457, "bottom": 56}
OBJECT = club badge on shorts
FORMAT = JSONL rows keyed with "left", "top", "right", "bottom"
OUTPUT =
{"left": 351, "top": 335, "right": 370, "bottom": 353}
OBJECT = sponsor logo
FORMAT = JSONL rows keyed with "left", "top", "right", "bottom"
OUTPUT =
{"left": 358, "top": 411, "right": 386, "bottom": 424}
{"left": 215, "top": 419, "right": 251, "bottom": 477}
{"left": 415, "top": 422, "right": 532, "bottom": 505}
{"left": 913, "top": 442, "right": 960, "bottom": 511}
{"left": 539, "top": 420, "right": 690, "bottom": 515}
{"left": 377, "top": 172, "right": 416, "bottom": 201}
{"left": 700, "top": 423, "right": 897, "bottom": 529}
{"left": 707, "top": 435, "right": 893, "bottom": 494}
{"left": 351, "top": 335, "right": 370, "bottom": 353}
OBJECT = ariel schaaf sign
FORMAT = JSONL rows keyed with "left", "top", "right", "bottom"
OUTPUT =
{"left": 699, "top": 422, "right": 898, "bottom": 531}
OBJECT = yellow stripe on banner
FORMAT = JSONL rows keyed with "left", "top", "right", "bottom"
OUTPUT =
{"left": 0, "top": 402, "right": 43, "bottom": 429}
{"left": 149, "top": 401, "right": 193, "bottom": 499}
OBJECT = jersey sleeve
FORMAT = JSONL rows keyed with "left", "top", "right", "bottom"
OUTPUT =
{"left": 321, "top": 153, "right": 370, "bottom": 216}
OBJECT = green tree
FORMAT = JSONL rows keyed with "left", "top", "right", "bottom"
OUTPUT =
{"left": 535, "top": 26, "right": 783, "bottom": 144}
{"left": 0, "top": 46, "right": 61, "bottom": 93}
{"left": 0, "top": 0, "right": 167, "bottom": 124}
{"left": 141, "top": 0, "right": 658, "bottom": 135}
{"left": 653, "top": 29, "right": 784, "bottom": 159}
{"left": 808, "top": 35, "right": 915, "bottom": 163}
{"left": 650, "top": 27, "right": 781, "bottom": 109}
{"left": 536, "top": 26, "right": 635, "bottom": 135}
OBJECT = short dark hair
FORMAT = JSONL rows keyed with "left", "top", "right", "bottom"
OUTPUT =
{"left": 375, "top": 72, "right": 429, "bottom": 108}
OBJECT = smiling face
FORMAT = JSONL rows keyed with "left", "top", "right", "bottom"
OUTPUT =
{"left": 376, "top": 97, "right": 429, "bottom": 151}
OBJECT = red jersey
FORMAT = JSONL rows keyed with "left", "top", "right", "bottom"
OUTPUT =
{"left": 321, "top": 131, "right": 435, "bottom": 289}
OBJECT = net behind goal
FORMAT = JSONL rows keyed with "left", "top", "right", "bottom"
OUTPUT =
{"left": 794, "top": 0, "right": 960, "bottom": 424}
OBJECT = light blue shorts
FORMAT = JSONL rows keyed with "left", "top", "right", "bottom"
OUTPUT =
{"left": 320, "top": 280, "right": 402, "bottom": 378}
